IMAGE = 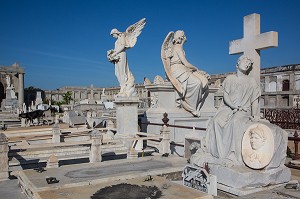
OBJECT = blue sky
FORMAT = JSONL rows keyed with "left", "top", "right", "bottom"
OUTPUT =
{"left": 0, "top": 0, "right": 300, "bottom": 90}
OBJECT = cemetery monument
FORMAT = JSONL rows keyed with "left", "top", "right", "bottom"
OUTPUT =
{"left": 1, "top": 75, "right": 18, "bottom": 111}
{"left": 107, "top": 18, "right": 146, "bottom": 97}
{"left": 187, "top": 14, "right": 290, "bottom": 195}
{"left": 141, "top": 30, "right": 217, "bottom": 156}
{"left": 161, "top": 30, "right": 210, "bottom": 117}
{"left": 107, "top": 18, "right": 147, "bottom": 154}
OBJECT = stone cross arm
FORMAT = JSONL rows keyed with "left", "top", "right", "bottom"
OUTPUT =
{"left": 229, "top": 31, "right": 278, "bottom": 55}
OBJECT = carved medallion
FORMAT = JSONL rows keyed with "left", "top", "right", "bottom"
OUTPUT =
{"left": 242, "top": 123, "right": 274, "bottom": 169}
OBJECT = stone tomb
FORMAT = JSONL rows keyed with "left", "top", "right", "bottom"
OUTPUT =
{"left": 38, "top": 176, "right": 213, "bottom": 199}
{"left": 141, "top": 81, "right": 217, "bottom": 156}
{"left": 17, "top": 156, "right": 212, "bottom": 199}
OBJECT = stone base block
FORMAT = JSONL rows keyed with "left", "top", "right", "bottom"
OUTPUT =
{"left": 115, "top": 96, "right": 139, "bottom": 136}
{"left": 217, "top": 182, "right": 284, "bottom": 196}
{"left": 0, "top": 171, "right": 8, "bottom": 181}
{"left": 210, "top": 164, "right": 291, "bottom": 189}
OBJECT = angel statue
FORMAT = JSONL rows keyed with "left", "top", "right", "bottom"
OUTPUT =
{"left": 161, "top": 30, "right": 210, "bottom": 117}
{"left": 107, "top": 18, "right": 146, "bottom": 97}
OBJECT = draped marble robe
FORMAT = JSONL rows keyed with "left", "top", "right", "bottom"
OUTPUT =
{"left": 113, "top": 33, "right": 130, "bottom": 95}
{"left": 206, "top": 74, "right": 261, "bottom": 165}
{"left": 191, "top": 74, "right": 288, "bottom": 170}
{"left": 170, "top": 49, "right": 205, "bottom": 116}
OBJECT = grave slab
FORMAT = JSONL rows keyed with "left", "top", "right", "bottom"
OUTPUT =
{"left": 37, "top": 176, "right": 213, "bottom": 199}
{"left": 18, "top": 156, "right": 189, "bottom": 199}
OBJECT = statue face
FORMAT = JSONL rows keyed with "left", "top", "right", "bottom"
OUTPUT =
{"left": 237, "top": 57, "right": 253, "bottom": 74}
{"left": 238, "top": 60, "right": 249, "bottom": 73}
{"left": 250, "top": 132, "right": 265, "bottom": 150}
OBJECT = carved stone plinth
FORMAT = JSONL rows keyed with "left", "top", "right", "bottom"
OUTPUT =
{"left": 210, "top": 164, "right": 290, "bottom": 190}
{"left": 52, "top": 123, "right": 60, "bottom": 143}
{"left": 90, "top": 129, "right": 102, "bottom": 163}
{"left": 114, "top": 96, "right": 140, "bottom": 135}
{"left": 114, "top": 97, "right": 141, "bottom": 152}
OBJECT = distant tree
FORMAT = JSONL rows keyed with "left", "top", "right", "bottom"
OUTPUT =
{"left": 51, "top": 100, "right": 63, "bottom": 106}
{"left": 43, "top": 98, "right": 50, "bottom": 105}
{"left": 24, "top": 86, "right": 45, "bottom": 106}
{"left": 62, "top": 91, "right": 73, "bottom": 105}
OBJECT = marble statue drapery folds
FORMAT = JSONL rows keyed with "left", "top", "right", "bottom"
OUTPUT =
{"left": 207, "top": 74, "right": 261, "bottom": 164}
{"left": 161, "top": 30, "right": 210, "bottom": 117}
{"left": 191, "top": 55, "right": 288, "bottom": 170}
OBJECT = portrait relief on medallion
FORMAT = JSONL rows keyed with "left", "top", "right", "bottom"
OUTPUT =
{"left": 242, "top": 124, "right": 274, "bottom": 169}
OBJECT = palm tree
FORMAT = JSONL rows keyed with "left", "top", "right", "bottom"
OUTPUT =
{"left": 62, "top": 91, "right": 73, "bottom": 105}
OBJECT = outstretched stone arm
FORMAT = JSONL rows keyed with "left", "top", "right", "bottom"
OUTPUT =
{"left": 174, "top": 46, "right": 197, "bottom": 71}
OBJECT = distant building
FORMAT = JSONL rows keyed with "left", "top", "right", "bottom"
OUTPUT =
{"left": 44, "top": 84, "right": 150, "bottom": 108}
{"left": 45, "top": 64, "right": 300, "bottom": 110}
{"left": 210, "top": 64, "right": 300, "bottom": 109}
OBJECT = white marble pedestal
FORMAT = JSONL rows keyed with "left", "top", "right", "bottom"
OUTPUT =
{"left": 114, "top": 96, "right": 142, "bottom": 153}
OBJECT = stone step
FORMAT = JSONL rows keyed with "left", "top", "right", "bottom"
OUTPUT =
{"left": 9, "top": 147, "right": 157, "bottom": 169}
{"left": 9, "top": 146, "right": 128, "bottom": 166}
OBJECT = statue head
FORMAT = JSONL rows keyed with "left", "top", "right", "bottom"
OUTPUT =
{"left": 110, "top": 28, "right": 121, "bottom": 38}
{"left": 249, "top": 125, "right": 266, "bottom": 150}
{"left": 173, "top": 30, "right": 187, "bottom": 44}
{"left": 236, "top": 55, "right": 253, "bottom": 75}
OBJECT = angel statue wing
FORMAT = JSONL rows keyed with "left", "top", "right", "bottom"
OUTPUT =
{"left": 161, "top": 31, "right": 183, "bottom": 94}
{"left": 125, "top": 18, "right": 146, "bottom": 48}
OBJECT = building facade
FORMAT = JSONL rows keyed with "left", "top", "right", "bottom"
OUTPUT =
{"left": 44, "top": 84, "right": 150, "bottom": 107}
{"left": 210, "top": 64, "right": 300, "bottom": 109}
{"left": 44, "top": 64, "right": 300, "bottom": 110}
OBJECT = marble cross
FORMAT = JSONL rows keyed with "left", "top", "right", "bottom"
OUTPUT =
{"left": 229, "top": 13, "right": 278, "bottom": 84}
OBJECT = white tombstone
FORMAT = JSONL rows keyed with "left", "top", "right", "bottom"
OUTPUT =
{"left": 22, "top": 103, "right": 27, "bottom": 113}
{"left": 52, "top": 123, "right": 60, "bottom": 143}
{"left": 35, "top": 91, "right": 43, "bottom": 105}
{"left": 89, "top": 129, "right": 102, "bottom": 163}
{"left": 46, "top": 154, "right": 59, "bottom": 168}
